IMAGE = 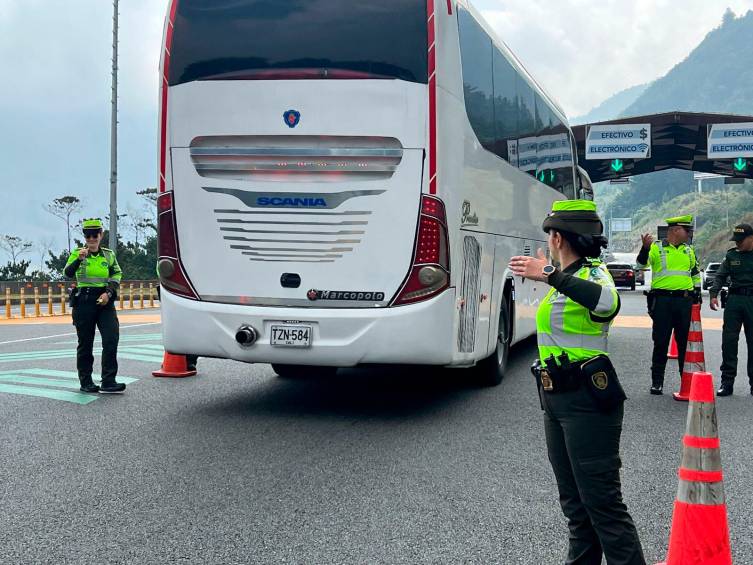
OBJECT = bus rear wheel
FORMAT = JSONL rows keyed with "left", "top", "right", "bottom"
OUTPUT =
{"left": 474, "top": 299, "right": 511, "bottom": 387}
{"left": 272, "top": 364, "right": 338, "bottom": 379}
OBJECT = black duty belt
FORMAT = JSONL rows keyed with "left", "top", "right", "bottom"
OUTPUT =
{"left": 649, "top": 289, "right": 692, "bottom": 297}
{"left": 77, "top": 286, "right": 107, "bottom": 293}
{"left": 729, "top": 287, "right": 753, "bottom": 296}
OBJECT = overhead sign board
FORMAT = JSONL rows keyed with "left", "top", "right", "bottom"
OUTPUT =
{"left": 585, "top": 124, "right": 651, "bottom": 160}
{"left": 611, "top": 218, "right": 632, "bottom": 233}
{"left": 707, "top": 123, "right": 753, "bottom": 159}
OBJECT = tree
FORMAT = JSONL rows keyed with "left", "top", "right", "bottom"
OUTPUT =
{"left": 0, "top": 259, "right": 31, "bottom": 282}
{"left": 137, "top": 187, "right": 158, "bottom": 208}
{"left": 36, "top": 236, "right": 56, "bottom": 274}
{"left": 0, "top": 235, "right": 33, "bottom": 265}
{"left": 723, "top": 8, "right": 735, "bottom": 26}
{"left": 44, "top": 196, "right": 83, "bottom": 251}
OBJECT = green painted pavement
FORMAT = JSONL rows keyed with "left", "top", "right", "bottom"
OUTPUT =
{"left": 0, "top": 368, "right": 140, "bottom": 405}
{"left": 0, "top": 368, "right": 139, "bottom": 385}
{"left": 0, "top": 383, "right": 97, "bottom": 405}
{"left": 0, "top": 346, "right": 163, "bottom": 365}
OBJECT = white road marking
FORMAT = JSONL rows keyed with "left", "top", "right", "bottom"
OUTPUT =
{"left": 0, "top": 322, "right": 160, "bottom": 346}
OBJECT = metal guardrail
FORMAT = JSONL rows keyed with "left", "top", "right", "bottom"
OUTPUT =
{"left": 3, "top": 281, "right": 160, "bottom": 320}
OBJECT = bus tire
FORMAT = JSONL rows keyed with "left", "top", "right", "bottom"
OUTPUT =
{"left": 474, "top": 298, "right": 511, "bottom": 387}
{"left": 272, "top": 364, "right": 338, "bottom": 379}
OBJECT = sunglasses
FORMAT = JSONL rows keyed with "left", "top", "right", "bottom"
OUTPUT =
{"left": 83, "top": 231, "right": 101, "bottom": 239}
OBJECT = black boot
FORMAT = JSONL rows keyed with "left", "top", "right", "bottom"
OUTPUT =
{"left": 717, "top": 384, "right": 734, "bottom": 397}
{"left": 100, "top": 382, "right": 126, "bottom": 394}
{"left": 80, "top": 382, "right": 100, "bottom": 394}
{"left": 650, "top": 385, "right": 663, "bottom": 395}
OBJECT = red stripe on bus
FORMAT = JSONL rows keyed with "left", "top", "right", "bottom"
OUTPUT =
{"left": 446, "top": 0, "right": 453, "bottom": 15}
{"left": 678, "top": 468, "right": 723, "bottom": 483}
{"left": 683, "top": 435, "right": 720, "bottom": 449}
{"left": 160, "top": 0, "right": 179, "bottom": 193}
{"left": 427, "top": 0, "right": 437, "bottom": 195}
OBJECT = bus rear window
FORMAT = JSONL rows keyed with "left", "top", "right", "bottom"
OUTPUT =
{"left": 169, "top": 0, "right": 428, "bottom": 86}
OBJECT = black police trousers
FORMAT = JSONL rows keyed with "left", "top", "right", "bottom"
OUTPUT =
{"left": 72, "top": 290, "right": 120, "bottom": 386}
{"left": 649, "top": 295, "right": 692, "bottom": 387}
{"left": 543, "top": 386, "right": 645, "bottom": 565}
{"left": 720, "top": 295, "right": 753, "bottom": 387}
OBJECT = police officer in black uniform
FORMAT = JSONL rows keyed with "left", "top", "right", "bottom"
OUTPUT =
{"left": 64, "top": 219, "right": 126, "bottom": 394}
{"left": 710, "top": 223, "right": 753, "bottom": 396}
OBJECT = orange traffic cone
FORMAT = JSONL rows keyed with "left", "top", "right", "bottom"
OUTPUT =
{"left": 673, "top": 303, "right": 705, "bottom": 402}
{"left": 668, "top": 332, "right": 679, "bottom": 359}
{"left": 152, "top": 351, "right": 197, "bottom": 378}
{"left": 656, "top": 371, "right": 732, "bottom": 565}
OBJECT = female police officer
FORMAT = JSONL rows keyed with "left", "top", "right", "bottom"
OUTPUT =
{"left": 64, "top": 219, "right": 126, "bottom": 394}
{"left": 509, "top": 201, "right": 645, "bottom": 565}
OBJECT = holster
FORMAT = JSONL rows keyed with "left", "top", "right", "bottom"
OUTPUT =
{"left": 580, "top": 355, "right": 627, "bottom": 411}
{"left": 68, "top": 286, "right": 78, "bottom": 308}
{"left": 530, "top": 360, "right": 545, "bottom": 410}
{"left": 644, "top": 290, "right": 656, "bottom": 318}
{"left": 720, "top": 288, "right": 728, "bottom": 309}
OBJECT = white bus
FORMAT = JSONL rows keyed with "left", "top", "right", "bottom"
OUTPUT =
{"left": 157, "top": 0, "right": 590, "bottom": 384}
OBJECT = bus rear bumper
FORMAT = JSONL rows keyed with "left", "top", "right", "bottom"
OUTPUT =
{"left": 160, "top": 289, "right": 456, "bottom": 367}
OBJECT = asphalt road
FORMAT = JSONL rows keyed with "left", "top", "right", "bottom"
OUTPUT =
{"left": 0, "top": 291, "right": 750, "bottom": 564}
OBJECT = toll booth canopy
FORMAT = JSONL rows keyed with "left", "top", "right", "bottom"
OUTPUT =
{"left": 572, "top": 112, "right": 753, "bottom": 183}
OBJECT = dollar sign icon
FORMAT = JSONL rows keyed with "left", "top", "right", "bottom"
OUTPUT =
{"left": 640, "top": 128, "right": 648, "bottom": 140}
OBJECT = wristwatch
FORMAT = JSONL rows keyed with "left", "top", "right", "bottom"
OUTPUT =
{"left": 542, "top": 264, "right": 556, "bottom": 280}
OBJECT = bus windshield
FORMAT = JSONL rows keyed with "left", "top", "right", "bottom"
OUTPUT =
{"left": 169, "top": 0, "right": 428, "bottom": 86}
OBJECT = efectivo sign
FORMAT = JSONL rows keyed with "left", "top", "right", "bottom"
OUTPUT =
{"left": 585, "top": 124, "right": 651, "bottom": 160}
{"left": 707, "top": 123, "right": 753, "bottom": 159}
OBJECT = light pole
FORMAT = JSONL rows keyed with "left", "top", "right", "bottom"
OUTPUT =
{"left": 109, "top": 0, "right": 119, "bottom": 250}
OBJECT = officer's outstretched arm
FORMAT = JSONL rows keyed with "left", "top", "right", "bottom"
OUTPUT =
{"left": 547, "top": 268, "right": 620, "bottom": 322}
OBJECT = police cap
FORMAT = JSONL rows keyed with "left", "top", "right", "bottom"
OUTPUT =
{"left": 82, "top": 218, "right": 104, "bottom": 231}
{"left": 542, "top": 200, "right": 604, "bottom": 237}
{"left": 665, "top": 215, "right": 693, "bottom": 228}
{"left": 730, "top": 223, "right": 753, "bottom": 242}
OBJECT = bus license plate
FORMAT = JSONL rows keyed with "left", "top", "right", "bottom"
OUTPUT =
{"left": 270, "top": 325, "right": 312, "bottom": 348}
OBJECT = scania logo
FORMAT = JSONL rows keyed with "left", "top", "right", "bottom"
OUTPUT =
{"left": 283, "top": 109, "right": 301, "bottom": 128}
{"left": 257, "top": 197, "right": 327, "bottom": 208}
{"left": 307, "top": 289, "right": 319, "bottom": 301}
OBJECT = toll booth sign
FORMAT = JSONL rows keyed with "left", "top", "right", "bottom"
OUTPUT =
{"left": 707, "top": 123, "right": 753, "bottom": 159}
{"left": 585, "top": 124, "right": 651, "bottom": 160}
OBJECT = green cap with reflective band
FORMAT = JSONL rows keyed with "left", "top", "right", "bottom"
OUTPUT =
{"left": 82, "top": 218, "right": 104, "bottom": 230}
{"left": 665, "top": 215, "right": 693, "bottom": 227}
{"left": 551, "top": 200, "right": 597, "bottom": 213}
{"left": 543, "top": 200, "right": 603, "bottom": 236}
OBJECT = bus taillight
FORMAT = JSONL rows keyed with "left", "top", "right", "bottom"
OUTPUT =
{"left": 393, "top": 195, "right": 450, "bottom": 305}
{"left": 157, "top": 192, "right": 199, "bottom": 300}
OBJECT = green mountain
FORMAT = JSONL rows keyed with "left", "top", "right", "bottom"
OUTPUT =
{"left": 621, "top": 9, "right": 753, "bottom": 117}
{"left": 585, "top": 9, "right": 753, "bottom": 259}
{"left": 571, "top": 83, "right": 648, "bottom": 125}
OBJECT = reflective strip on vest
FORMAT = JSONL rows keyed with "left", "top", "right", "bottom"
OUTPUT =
{"left": 78, "top": 277, "right": 109, "bottom": 285}
{"left": 538, "top": 332, "right": 608, "bottom": 351}
{"left": 595, "top": 285, "right": 617, "bottom": 315}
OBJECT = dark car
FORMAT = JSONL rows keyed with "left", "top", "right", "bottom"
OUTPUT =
{"left": 702, "top": 262, "right": 722, "bottom": 290}
{"left": 606, "top": 262, "right": 636, "bottom": 290}
{"left": 634, "top": 266, "right": 646, "bottom": 286}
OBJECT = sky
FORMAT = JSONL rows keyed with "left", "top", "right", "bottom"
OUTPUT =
{"left": 1, "top": 0, "right": 752, "bottom": 259}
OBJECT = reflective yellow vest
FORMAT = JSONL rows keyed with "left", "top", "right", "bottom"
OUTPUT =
{"left": 65, "top": 247, "right": 122, "bottom": 288}
{"left": 536, "top": 261, "right": 619, "bottom": 364}
{"left": 638, "top": 241, "right": 700, "bottom": 291}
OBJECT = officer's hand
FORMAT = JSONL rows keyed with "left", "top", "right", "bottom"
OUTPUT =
{"left": 97, "top": 292, "right": 110, "bottom": 306}
{"left": 78, "top": 248, "right": 89, "bottom": 260}
{"left": 710, "top": 297, "right": 719, "bottom": 311}
{"left": 509, "top": 249, "right": 550, "bottom": 282}
{"left": 641, "top": 233, "right": 654, "bottom": 249}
